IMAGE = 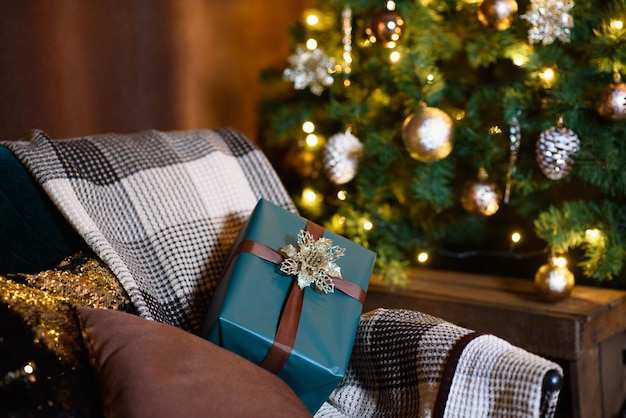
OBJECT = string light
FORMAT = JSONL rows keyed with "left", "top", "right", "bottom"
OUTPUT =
{"left": 328, "top": 214, "right": 346, "bottom": 233}
{"left": 306, "top": 38, "right": 318, "bottom": 50}
{"left": 585, "top": 228, "right": 604, "bottom": 246}
{"left": 486, "top": 202, "right": 499, "bottom": 215}
{"left": 511, "top": 232, "right": 521, "bottom": 243}
{"left": 417, "top": 252, "right": 429, "bottom": 263}
{"left": 363, "top": 220, "right": 373, "bottom": 231}
{"left": 302, "top": 187, "right": 319, "bottom": 203}
{"left": 539, "top": 67, "right": 557, "bottom": 88}
{"left": 610, "top": 19, "right": 624, "bottom": 31}
{"left": 512, "top": 55, "right": 526, "bottom": 66}
{"left": 337, "top": 190, "right": 348, "bottom": 200}
{"left": 386, "top": 1, "right": 396, "bottom": 11}
{"left": 541, "top": 68, "right": 555, "bottom": 80}
{"left": 586, "top": 228, "right": 599, "bottom": 240}
{"left": 390, "top": 51, "right": 401, "bottom": 62}
{"left": 302, "top": 121, "right": 315, "bottom": 133}
{"left": 306, "top": 13, "right": 319, "bottom": 26}
{"left": 300, "top": 188, "right": 323, "bottom": 216}
{"left": 426, "top": 74, "right": 435, "bottom": 83}
{"left": 305, "top": 134, "right": 319, "bottom": 147}
{"left": 23, "top": 363, "right": 35, "bottom": 374}
{"left": 504, "top": 42, "right": 532, "bottom": 67}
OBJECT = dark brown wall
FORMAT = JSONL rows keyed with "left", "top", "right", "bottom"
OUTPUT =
{"left": 0, "top": 0, "right": 306, "bottom": 141}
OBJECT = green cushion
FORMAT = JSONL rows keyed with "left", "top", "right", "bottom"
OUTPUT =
{"left": 0, "top": 146, "right": 85, "bottom": 274}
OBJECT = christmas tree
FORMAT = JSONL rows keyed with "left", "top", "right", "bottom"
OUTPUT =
{"left": 258, "top": 0, "right": 626, "bottom": 289}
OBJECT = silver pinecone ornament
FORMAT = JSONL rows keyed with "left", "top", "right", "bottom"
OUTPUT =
{"left": 535, "top": 119, "right": 580, "bottom": 180}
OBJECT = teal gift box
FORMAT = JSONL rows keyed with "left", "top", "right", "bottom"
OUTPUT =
{"left": 202, "top": 198, "right": 375, "bottom": 414}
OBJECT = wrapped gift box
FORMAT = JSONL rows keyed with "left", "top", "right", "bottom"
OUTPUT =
{"left": 202, "top": 198, "right": 375, "bottom": 413}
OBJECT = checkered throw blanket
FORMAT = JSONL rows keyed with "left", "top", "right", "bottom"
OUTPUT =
{"left": 6, "top": 129, "right": 561, "bottom": 417}
{"left": 316, "top": 309, "right": 561, "bottom": 418}
{"left": 6, "top": 129, "right": 295, "bottom": 332}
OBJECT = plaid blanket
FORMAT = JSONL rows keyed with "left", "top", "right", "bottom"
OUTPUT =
{"left": 6, "top": 129, "right": 561, "bottom": 417}
{"left": 6, "top": 129, "right": 295, "bottom": 332}
{"left": 316, "top": 309, "right": 561, "bottom": 418}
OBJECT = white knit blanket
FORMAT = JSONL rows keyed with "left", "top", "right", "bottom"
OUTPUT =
{"left": 6, "top": 129, "right": 561, "bottom": 417}
{"left": 316, "top": 309, "right": 561, "bottom": 418}
{"left": 6, "top": 129, "right": 295, "bottom": 332}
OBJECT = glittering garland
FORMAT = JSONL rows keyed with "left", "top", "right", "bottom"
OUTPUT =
{"left": 341, "top": 7, "right": 353, "bottom": 87}
{"left": 504, "top": 111, "right": 521, "bottom": 204}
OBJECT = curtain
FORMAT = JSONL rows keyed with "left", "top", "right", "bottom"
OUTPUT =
{"left": 0, "top": 0, "right": 305, "bottom": 141}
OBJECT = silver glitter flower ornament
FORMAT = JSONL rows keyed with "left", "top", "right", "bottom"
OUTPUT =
{"left": 521, "top": 0, "right": 575, "bottom": 45}
{"left": 283, "top": 47, "right": 336, "bottom": 96}
{"left": 280, "top": 229, "right": 345, "bottom": 294}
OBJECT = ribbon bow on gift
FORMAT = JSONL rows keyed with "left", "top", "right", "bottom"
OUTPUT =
{"left": 229, "top": 221, "right": 366, "bottom": 374}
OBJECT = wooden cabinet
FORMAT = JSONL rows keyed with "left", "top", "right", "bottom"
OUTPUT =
{"left": 364, "top": 267, "right": 626, "bottom": 417}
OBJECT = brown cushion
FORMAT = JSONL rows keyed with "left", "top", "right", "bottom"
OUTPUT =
{"left": 76, "top": 307, "right": 311, "bottom": 418}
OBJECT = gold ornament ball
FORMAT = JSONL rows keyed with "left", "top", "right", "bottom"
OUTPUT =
{"left": 534, "top": 261, "right": 575, "bottom": 302}
{"left": 597, "top": 78, "right": 626, "bottom": 121}
{"left": 402, "top": 106, "right": 454, "bottom": 162}
{"left": 461, "top": 175, "right": 501, "bottom": 216}
{"left": 366, "top": 9, "right": 404, "bottom": 47}
{"left": 477, "top": 0, "right": 518, "bottom": 31}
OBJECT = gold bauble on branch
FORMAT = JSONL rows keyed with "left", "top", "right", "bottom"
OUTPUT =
{"left": 597, "top": 73, "right": 626, "bottom": 121}
{"left": 402, "top": 104, "right": 454, "bottom": 162}
{"left": 534, "top": 257, "right": 575, "bottom": 302}
{"left": 477, "top": 0, "right": 518, "bottom": 31}
{"left": 461, "top": 168, "right": 501, "bottom": 216}
{"left": 366, "top": 9, "right": 404, "bottom": 47}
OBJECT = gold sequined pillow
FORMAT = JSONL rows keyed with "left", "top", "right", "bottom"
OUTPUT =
{"left": 0, "top": 251, "right": 133, "bottom": 416}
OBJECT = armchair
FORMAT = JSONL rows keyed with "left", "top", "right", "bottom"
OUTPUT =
{"left": 0, "top": 129, "right": 562, "bottom": 417}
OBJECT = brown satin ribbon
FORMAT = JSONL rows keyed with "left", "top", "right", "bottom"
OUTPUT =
{"left": 227, "top": 221, "right": 366, "bottom": 374}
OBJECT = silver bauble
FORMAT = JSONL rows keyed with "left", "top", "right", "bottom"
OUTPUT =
{"left": 535, "top": 124, "right": 579, "bottom": 180}
{"left": 323, "top": 130, "right": 363, "bottom": 185}
{"left": 402, "top": 105, "right": 454, "bottom": 162}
